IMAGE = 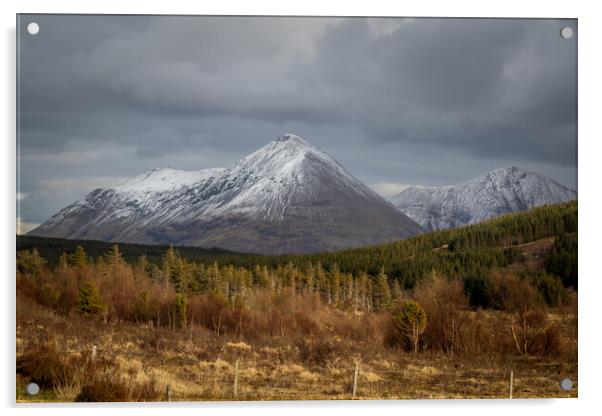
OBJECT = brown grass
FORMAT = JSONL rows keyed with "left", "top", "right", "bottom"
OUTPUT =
{"left": 16, "top": 253, "right": 577, "bottom": 402}
{"left": 16, "top": 294, "right": 577, "bottom": 402}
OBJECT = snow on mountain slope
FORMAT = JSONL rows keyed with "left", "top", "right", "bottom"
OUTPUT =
{"left": 391, "top": 167, "right": 577, "bottom": 231}
{"left": 29, "top": 134, "right": 424, "bottom": 254}
{"left": 115, "top": 167, "right": 225, "bottom": 195}
{"left": 203, "top": 134, "right": 378, "bottom": 220}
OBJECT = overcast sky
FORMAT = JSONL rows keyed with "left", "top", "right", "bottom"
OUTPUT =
{"left": 17, "top": 15, "right": 577, "bottom": 233}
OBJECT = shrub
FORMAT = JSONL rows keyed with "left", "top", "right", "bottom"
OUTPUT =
{"left": 297, "top": 336, "right": 340, "bottom": 366}
{"left": 16, "top": 274, "right": 38, "bottom": 302}
{"left": 16, "top": 336, "right": 160, "bottom": 402}
{"left": 17, "top": 342, "right": 72, "bottom": 389}
{"left": 489, "top": 272, "right": 541, "bottom": 313}
{"left": 16, "top": 249, "right": 46, "bottom": 277}
{"left": 531, "top": 323, "right": 562, "bottom": 356}
{"left": 324, "top": 311, "right": 383, "bottom": 343}
{"left": 454, "top": 309, "right": 496, "bottom": 355}
{"left": 75, "top": 366, "right": 160, "bottom": 402}
{"left": 188, "top": 292, "right": 255, "bottom": 337}
{"left": 39, "top": 283, "right": 60, "bottom": 309}
{"left": 188, "top": 293, "right": 229, "bottom": 335}
{"left": 508, "top": 309, "right": 555, "bottom": 355}
{"left": 57, "top": 284, "right": 78, "bottom": 315}
{"left": 131, "top": 291, "right": 155, "bottom": 323}
{"left": 415, "top": 275, "right": 468, "bottom": 353}
{"left": 75, "top": 366, "right": 128, "bottom": 402}
{"left": 292, "top": 310, "right": 319, "bottom": 336}
{"left": 129, "top": 378, "right": 161, "bottom": 402}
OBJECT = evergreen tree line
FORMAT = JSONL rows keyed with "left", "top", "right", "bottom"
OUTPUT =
{"left": 18, "top": 245, "right": 404, "bottom": 313}
{"left": 16, "top": 243, "right": 575, "bottom": 357}
{"left": 292, "top": 201, "right": 577, "bottom": 277}
{"left": 18, "top": 202, "right": 576, "bottom": 277}
{"left": 17, "top": 202, "right": 577, "bottom": 321}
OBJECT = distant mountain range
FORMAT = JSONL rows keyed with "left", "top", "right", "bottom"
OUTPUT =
{"left": 29, "top": 135, "right": 577, "bottom": 253}
{"left": 390, "top": 167, "right": 577, "bottom": 231}
{"left": 29, "top": 134, "right": 423, "bottom": 254}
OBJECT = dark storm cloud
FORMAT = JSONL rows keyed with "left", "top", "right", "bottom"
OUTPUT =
{"left": 308, "top": 18, "right": 577, "bottom": 165}
{"left": 17, "top": 15, "right": 577, "bottom": 228}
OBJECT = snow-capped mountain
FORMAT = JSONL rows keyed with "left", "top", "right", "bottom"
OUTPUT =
{"left": 391, "top": 167, "right": 577, "bottom": 231}
{"left": 29, "top": 134, "right": 424, "bottom": 254}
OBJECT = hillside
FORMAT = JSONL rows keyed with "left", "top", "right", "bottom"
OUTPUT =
{"left": 18, "top": 201, "right": 577, "bottom": 290}
{"left": 16, "top": 235, "right": 252, "bottom": 268}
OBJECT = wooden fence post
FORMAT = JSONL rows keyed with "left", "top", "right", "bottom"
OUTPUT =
{"left": 166, "top": 384, "right": 172, "bottom": 402}
{"left": 233, "top": 359, "right": 240, "bottom": 398}
{"left": 509, "top": 371, "right": 514, "bottom": 399}
{"left": 352, "top": 362, "right": 359, "bottom": 399}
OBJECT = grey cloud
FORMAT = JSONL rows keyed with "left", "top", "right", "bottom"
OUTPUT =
{"left": 17, "top": 15, "right": 577, "bottom": 225}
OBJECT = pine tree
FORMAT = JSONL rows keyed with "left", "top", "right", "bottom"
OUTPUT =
{"left": 284, "top": 262, "right": 297, "bottom": 292}
{"left": 222, "top": 265, "right": 236, "bottom": 299}
{"left": 393, "top": 300, "right": 427, "bottom": 353}
{"left": 57, "top": 252, "right": 69, "bottom": 272}
{"left": 343, "top": 273, "right": 354, "bottom": 303}
{"left": 330, "top": 263, "right": 341, "bottom": 304}
{"left": 191, "top": 263, "right": 210, "bottom": 292}
{"left": 172, "top": 256, "right": 187, "bottom": 292}
{"left": 70, "top": 246, "right": 88, "bottom": 267}
{"left": 392, "top": 279, "right": 403, "bottom": 302}
{"left": 16, "top": 248, "right": 46, "bottom": 277}
{"left": 254, "top": 265, "right": 272, "bottom": 289}
{"left": 163, "top": 245, "right": 190, "bottom": 291}
{"left": 373, "top": 267, "right": 391, "bottom": 311}
{"left": 174, "top": 294, "right": 188, "bottom": 329}
{"left": 356, "top": 272, "right": 370, "bottom": 309}
{"left": 104, "top": 244, "right": 122, "bottom": 265}
{"left": 290, "top": 264, "right": 298, "bottom": 292}
{"left": 131, "top": 291, "right": 154, "bottom": 322}
{"left": 304, "top": 262, "right": 315, "bottom": 293}
{"left": 136, "top": 255, "right": 149, "bottom": 277}
{"left": 316, "top": 262, "right": 330, "bottom": 303}
{"left": 78, "top": 280, "right": 105, "bottom": 316}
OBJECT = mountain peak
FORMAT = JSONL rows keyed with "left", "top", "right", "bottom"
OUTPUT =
{"left": 30, "top": 132, "right": 423, "bottom": 254}
{"left": 149, "top": 165, "right": 172, "bottom": 172}
{"left": 276, "top": 133, "right": 308, "bottom": 144}
{"left": 391, "top": 167, "right": 576, "bottom": 231}
{"left": 488, "top": 166, "right": 525, "bottom": 176}
{"left": 489, "top": 166, "right": 517, "bottom": 173}
{"left": 271, "top": 134, "right": 314, "bottom": 153}
{"left": 237, "top": 134, "right": 328, "bottom": 173}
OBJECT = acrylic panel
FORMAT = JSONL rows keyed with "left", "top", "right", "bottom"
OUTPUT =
{"left": 16, "top": 14, "right": 577, "bottom": 402}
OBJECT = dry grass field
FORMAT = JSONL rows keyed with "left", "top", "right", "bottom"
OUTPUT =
{"left": 16, "top": 296, "right": 577, "bottom": 402}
